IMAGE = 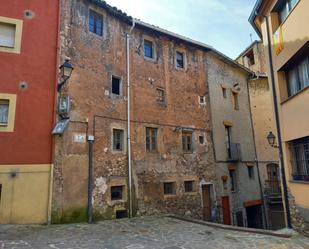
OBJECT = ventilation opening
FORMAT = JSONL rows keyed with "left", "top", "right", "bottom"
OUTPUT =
{"left": 116, "top": 210, "right": 128, "bottom": 219}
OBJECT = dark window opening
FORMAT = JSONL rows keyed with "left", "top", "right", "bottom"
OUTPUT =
{"left": 184, "top": 181, "right": 194, "bottom": 192}
{"left": 290, "top": 136, "right": 309, "bottom": 181}
{"left": 113, "top": 129, "right": 124, "bottom": 151}
{"left": 116, "top": 210, "right": 128, "bottom": 219}
{"left": 89, "top": 10, "right": 103, "bottom": 36}
{"left": 199, "top": 135, "right": 204, "bottom": 144}
{"left": 176, "top": 51, "right": 184, "bottom": 68}
{"left": 164, "top": 182, "right": 176, "bottom": 195}
{"left": 222, "top": 88, "right": 227, "bottom": 98}
{"left": 229, "top": 169, "right": 237, "bottom": 191}
{"left": 275, "top": 0, "right": 299, "bottom": 24}
{"left": 199, "top": 96, "right": 205, "bottom": 104}
{"left": 111, "top": 186, "right": 124, "bottom": 201}
{"left": 245, "top": 49, "right": 255, "bottom": 66}
{"left": 0, "top": 184, "right": 2, "bottom": 202}
{"left": 182, "top": 132, "right": 193, "bottom": 152}
{"left": 146, "top": 127, "right": 157, "bottom": 151}
{"left": 112, "top": 76, "right": 121, "bottom": 95}
{"left": 144, "top": 39, "right": 153, "bottom": 58}
{"left": 248, "top": 166, "right": 255, "bottom": 179}
{"left": 225, "top": 125, "right": 232, "bottom": 159}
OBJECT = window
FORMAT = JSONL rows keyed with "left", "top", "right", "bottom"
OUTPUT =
{"left": 111, "top": 186, "right": 124, "bottom": 201}
{"left": 113, "top": 129, "right": 124, "bottom": 151}
{"left": 225, "top": 125, "right": 232, "bottom": 159}
{"left": 247, "top": 166, "right": 255, "bottom": 179}
{"left": 164, "top": 182, "right": 176, "bottom": 195}
{"left": 146, "top": 127, "right": 157, "bottom": 151}
{"left": 286, "top": 56, "right": 309, "bottom": 97}
{"left": 0, "top": 22, "right": 15, "bottom": 48}
{"left": 0, "top": 17, "right": 23, "bottom": 54}
{"left": 199, "top": 96, "right": 206, "bottom": 105}
{"left": 89, "top": 10, "right": 103, "bottom": 36}
{"left": 144, "top": 39, "right": 153, "bottom": 59}
{"left": 176, "top": 51, "right": 184, "bottom": 68}
{"left": 156, "top": 88, "right": 165, "bottom": 103}
{"left": 245, "top": 49, "right": 255, "bottom": 66}
{"left": 199, "top": 135, "right": 204, "bottom": 144}
{"left": 184, "top": 181, "right": 194, "bottom": 192}
{"left": 229, "top": 169, "right": 237, "bottom": 191}
{"left": 289, "top": 136, "right": 309, "bottom": 182}
{"left": 222, "top": 87, "right": 227, "bottom": 98}
{"left": 232, "top": 92, "right": 239, "bottom": 110}
{"left": 0, "top": 99, "right": 9, "bottom": 125}
{"left": 112, "top": 76, "right": 121, "bottom": 95}
{"left": 277, "top": 0, "right": 299, "bottom": 24}
{"left": 182, "top": 131, "right": 193, "bottom": 152}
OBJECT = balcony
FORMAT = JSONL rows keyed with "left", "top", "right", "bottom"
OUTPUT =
{"left": 290, "top": 142, "right": 309, "bottom": 182}
{"left": 264, "top": 180, "right": 281, "bottom": 195}
{"left": 227, "top": 143, "right": 241, "bottom": 162}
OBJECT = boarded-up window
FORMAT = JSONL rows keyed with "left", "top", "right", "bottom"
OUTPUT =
{"left": 146, "top": 127, "right": 157, "bottom": 151}
{"left": 0, "top": 22, "right": 16, "bottom": 48}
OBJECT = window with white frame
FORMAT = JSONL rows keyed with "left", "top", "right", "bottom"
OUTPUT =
{"left": 0, "top": 22, "right": 15, "bottom": 48}
{"left": 0, "top": 99, "right": 9, "bottom": 125}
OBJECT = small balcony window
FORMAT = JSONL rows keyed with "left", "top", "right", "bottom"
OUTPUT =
{"left": 146, "top": 127, "right": 157, "bottom": 151}
{"left": 113, "top": 129, "right": 124, "bottom": 151}
{"left": 182, "top": 131, "right": 193, "bottom": 153}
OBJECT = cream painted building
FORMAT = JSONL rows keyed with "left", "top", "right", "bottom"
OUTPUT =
{"left": 250, "top": 0, "right": 309, "bottom": 235}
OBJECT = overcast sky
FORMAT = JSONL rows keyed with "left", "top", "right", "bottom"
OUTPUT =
{"left": 106, "top": 0, "right": 259, "bottom": 59}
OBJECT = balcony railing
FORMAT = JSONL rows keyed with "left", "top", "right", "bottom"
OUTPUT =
{"left": 227, "top": 143, "right": 241, "bottom": 162}
{"left": 290, "top": 143, "right": 309, "bottom": 182}
{"left": 264, "top": 180, "right": 281, "bottom": 195}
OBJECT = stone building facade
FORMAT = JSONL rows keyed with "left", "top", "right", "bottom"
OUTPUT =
{"left": 236, "top": 41, "right": 284, "bottom": 230}
{"left": 52, "top": 0, "right": 218, "bottom": 222}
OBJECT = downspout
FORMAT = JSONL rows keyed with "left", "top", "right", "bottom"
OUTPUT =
{"left": 127, "top": 18, "right": 135, "bottom": 218}
{"left": 247, "top": 73, "right": 268, "bottom": 229}
{"left": 263, "top": 15, "right": 292, "bottom": 228}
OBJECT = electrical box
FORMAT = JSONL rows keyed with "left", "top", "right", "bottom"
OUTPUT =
{"left": 58, "top": 95, "right": 70, "bottom": 116}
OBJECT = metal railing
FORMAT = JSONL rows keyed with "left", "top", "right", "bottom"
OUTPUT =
{"left": 290, "top": 143, "right": 309, "bottom": 182}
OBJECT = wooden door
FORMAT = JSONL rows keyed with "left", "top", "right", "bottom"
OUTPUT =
{"left": 222, "top": 196, "right": 231, "bottom": 225}
{"left": 202, "top": 185, "right": 211, "bottom": 221}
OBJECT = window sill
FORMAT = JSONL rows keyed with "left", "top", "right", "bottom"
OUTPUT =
{"left": 164, "top": 194, "right": 177, "bottom": 198}
{"left": 184, "top": 191, "right": 198, "bottom": 195}
{"left": 281, "top": 85, "right": 309, "bottom": 105}
{"left": 0, "top": 123, "right": 8, "bottom": 127}
{"left": 175, "top": 66, "right": 186, "bottom": 72}
{"left": 144, "top": 56, "right": 157, "bottom": 63}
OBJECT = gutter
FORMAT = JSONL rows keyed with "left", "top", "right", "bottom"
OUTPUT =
{"left": 249, "top": 0, "right": 263, "bottom": 38}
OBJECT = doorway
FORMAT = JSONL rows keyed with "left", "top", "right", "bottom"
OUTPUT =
{"left": 267, "top": 164, "right": 280, "bottom": 193}
{"left": 246, "top": 205, "right": 263, "bottom": 229}
{"left": 221, "top": 196, "right": 231, "bottom": 225}
{"left": 202, "top": 185, "right": 211, "bottom": 221}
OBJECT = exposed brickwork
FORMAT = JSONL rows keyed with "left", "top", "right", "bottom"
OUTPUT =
{"left": 53, "top": 0, "right": 217, "bottom": 222}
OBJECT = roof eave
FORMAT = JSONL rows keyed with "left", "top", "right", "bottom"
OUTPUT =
{"left": 249, "top": 0, "right": 263, "bottom": 38}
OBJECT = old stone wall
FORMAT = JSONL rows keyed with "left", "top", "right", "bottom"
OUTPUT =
{"left": 53, "top": 0, "right": 217, "bottom": 222}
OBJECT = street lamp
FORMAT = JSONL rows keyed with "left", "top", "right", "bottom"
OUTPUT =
{"left": 58, "top": 59, "right": 74, "bottom": 92}
{"left": 267, "top": 131, "right": 278, "bottom": 148}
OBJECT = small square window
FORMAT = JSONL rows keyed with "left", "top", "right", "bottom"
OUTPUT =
{"left": 144, "top": 39, "right": 153, "bottom": 59}
{"left": 112, "top": 76, "right": 121, "bottom": 95}
{"left": 199, "top": 96, "right": 206, "bottom": 105}
{"left": 146, "top": 127, "right": 157, "bottom": 151}
{"left": 156, "top": 88, "right": 165, "bottom": 104}
{"left": 182, "top": 131, "right": 193, "bottom": 152}
{"left": 176, "top": 51, "right": 184, "bottom": 68}
{"left": 111, "top": 186, "right": 124, "bottom": 201}
{"left": 184, "top": 181, "right": 194, "bottom": 192}
{"left": 247, "top": 166, "right": 255, "bottom": 179}
{"left": 0, "top": 22, "right": 16, "bottom": 48}
{"left": 164, "top": 182, "right": 176, "bottom": 195}
{"left": 89, "top": 10, "right": 103, "bottom": 36}
{"left": 113, "top": 129, "right": 124, "bottom": 151}
{"left": 199, "top": 135, "right": 204, "bottom": 144}
{"left": 0, "top": 99, "right": 9, "bottom": 126}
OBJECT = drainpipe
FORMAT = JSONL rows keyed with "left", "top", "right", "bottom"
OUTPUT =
{"left": 87, "top": 135, "right": 94, "bottom": 223}
{"left": 263, "top": 15, "right": 292, "bottom": 228}
{"left": 127, "top": 18, "right": 135, "bottom": 218}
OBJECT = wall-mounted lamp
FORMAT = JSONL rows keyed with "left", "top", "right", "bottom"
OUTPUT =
{"left": 57, "top": 59, "right": 74, "bottom": 92}
{"left": 267, "top": 131, "right": 279, "bottom": 148}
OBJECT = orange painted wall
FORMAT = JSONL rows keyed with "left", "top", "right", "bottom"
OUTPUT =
{"left": 0, "top": 1, "right": 59, "bottom": 164}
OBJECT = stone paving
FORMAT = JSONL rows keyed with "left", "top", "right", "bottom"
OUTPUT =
{"left": 0, "top": 216, "right": 309, "bottom": 249}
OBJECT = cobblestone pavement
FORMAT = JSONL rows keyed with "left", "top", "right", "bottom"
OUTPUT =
{"left": 0, "top": 216, "right": 309, "bottom": 249}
